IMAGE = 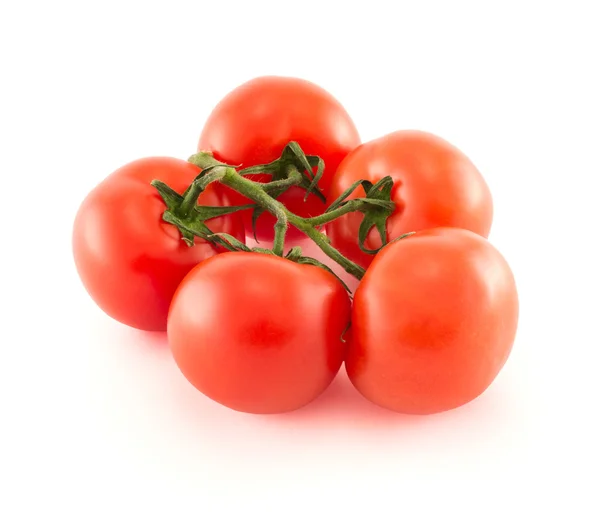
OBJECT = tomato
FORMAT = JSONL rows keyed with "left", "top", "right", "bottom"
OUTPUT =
{"left": 327, "top": 130, "right": 493, "bottom": 268}
{"left": 347, "top": 227, "right": 518, "bottom": 414}
{"left": 198, "top": 76, "right": 361, "bottom": 242}
{"left": 73, "top": 157, "right": 244, "bottom": 332}
{"left": 167, "top": 252, "right": 351, "bottom": 414}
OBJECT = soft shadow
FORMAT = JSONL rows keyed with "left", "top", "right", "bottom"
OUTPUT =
{"left": 96, "top": 312, "right": 506, "bottom": 434}
{"left": 130, "top": 328, "right": 169, "bottom": 348}
{"left": 264, "top": 370, "right": 434, "bottom": 431}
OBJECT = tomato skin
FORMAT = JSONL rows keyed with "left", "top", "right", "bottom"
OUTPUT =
{"left": 347, "top": 227, "right": 518, "bottom": 415}
{"left": 327, "top": 130, "right": 493, "bottom": 269}
{"left": 73, "top": 157, "right": 244, "bottom": 332}
{"left": 167, "top": 252, "right": 351, "bottom": 414}
{"left": 198, "top": 76, "right": 361, "bottom": 242}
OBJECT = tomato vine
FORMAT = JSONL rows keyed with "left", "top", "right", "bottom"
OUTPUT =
{"left": 152, "top": 142, "right": 404, "bottom": 284}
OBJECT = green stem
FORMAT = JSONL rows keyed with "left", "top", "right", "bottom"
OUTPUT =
{"left": 260, "top": 169, "right": 303, "bottom": 194}
{"left": 288, "top": 216, "right": 365, "bottom": 279}
{"left": 165, "top": 154, "right": 369, "bottom": 280}
{"left": 178, "top": 181, "right": 203, "bottom": 216}
{"left": 178, "top": 167, "right": 227, "bottom": 216}
{"left": 156, "top": 145, "right": 403, "bottom": 283}
{"left": 305, "top": 199, "right": 366, "bottom": 227}
{"left": 273, "top": 216, "right": 288, "bottom": 257}
{"left": 219, "top": 169, "right": 366, "bottom": 279}
{"left": 220, "top": 169, "right": 291, "bottom": 257}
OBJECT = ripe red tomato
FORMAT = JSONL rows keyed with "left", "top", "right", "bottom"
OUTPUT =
{"left": 327, "top": 130, "right": 493, "bottom": 268}
{"left": 168, "top": 252, "right": 351, "bottom": 414}
{"left": 347, "top": 227, "right": 518, "bottom": 415}
{"left": 73, "top": 157, "right": 244, "bottom": 332}
{"left": 198, "top": 76, "right": 361, "bottom": 242}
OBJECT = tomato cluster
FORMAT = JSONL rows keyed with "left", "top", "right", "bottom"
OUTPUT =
{"left": 73, "top": 76, "right": 518, "bottom": 416}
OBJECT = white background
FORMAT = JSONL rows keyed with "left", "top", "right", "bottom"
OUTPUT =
{"left": 2, "top": 1, "right": 599, "bottom": 510}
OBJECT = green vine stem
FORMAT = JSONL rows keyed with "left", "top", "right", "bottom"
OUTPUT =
{"left": 219, "top": 169, "right": 366, "bottom": 278}
{"left": 178, "top": 167, "right": 227, "bottom": 216}
{"left": 152, "top": 144, "right": 399, "bottom": 282}
{"left": 302, "top": 198, "right": 389, "bottom": 227}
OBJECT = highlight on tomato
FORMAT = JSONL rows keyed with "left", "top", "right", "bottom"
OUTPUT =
{"left": 346, "top": 227, "right": 518, "bottom": 415}
{"left": 167, "top": 252, "right": 351, "bottom": 414}
{"left": 198, "top": 75, "right": 361, "bottom": 242}
{"left": 72, "top": 157, "right": 244, "bottom": 331}
{"left": 326, "top": 130, "right": 493, "bottom": 269}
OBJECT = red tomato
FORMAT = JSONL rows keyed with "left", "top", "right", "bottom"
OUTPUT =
{"left": 327, "top": 131, "right": 493, "bottom": 268}
{"left": 198, "top": 76, "right": 361, "bottom": 242}
{"left": 347, "top": 227, "right": 518, "bottom": 414}
{"left": 73, "top": 157, "right": 244, "bottom": 332}
{"left": 168, "top": 252, "right": 351, "bottom": 414}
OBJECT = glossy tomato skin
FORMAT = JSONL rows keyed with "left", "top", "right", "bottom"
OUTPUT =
{"left": 168, "top": 252, "right": 351, "bottom": 414}
{"left": 347, "top": 227, "right": 518, "bottom": 415}
{"left": 327, "top": 130, "right": 493, "bottom": 269}
{"left": 198, "top": 76, "right": 361, "bottom": 242}
{"left": 73, "top": 157, "right": 244, "bottom": 332}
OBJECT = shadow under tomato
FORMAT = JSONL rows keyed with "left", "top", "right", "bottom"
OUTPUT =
{"left": 262, "top": 369, "right": 432, "bottom": 431}
{"left": 96, "top": 307, "right": 504, "bottom": 433}
{"left": 261, "top": 363, "right": 513, "bottom": 431}
{"left": 131, "top": 328, "right": 169, "bottom": 347}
